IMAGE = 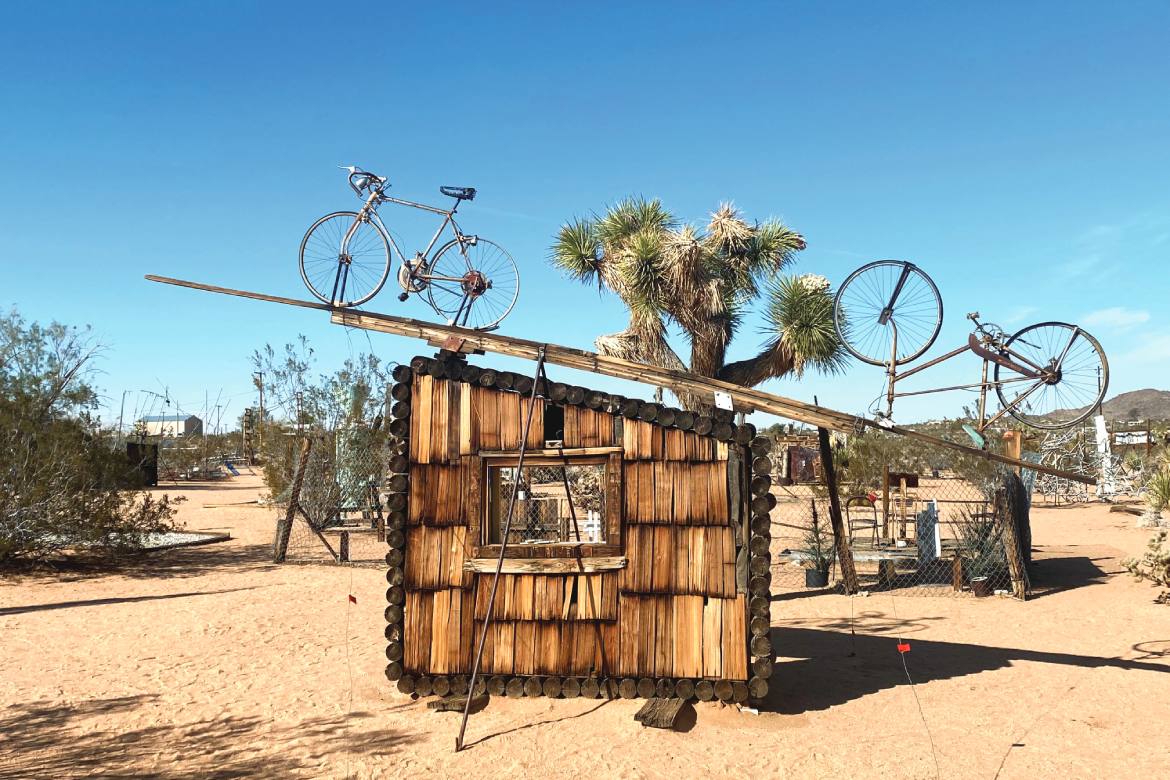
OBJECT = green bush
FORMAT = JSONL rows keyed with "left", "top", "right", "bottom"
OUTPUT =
{"left": 0, "top": 310, "right": 179, "bottom": 563}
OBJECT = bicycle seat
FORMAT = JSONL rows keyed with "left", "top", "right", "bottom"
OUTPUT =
{"left": 440, "top": 186, "right": 477, "bottom": 200}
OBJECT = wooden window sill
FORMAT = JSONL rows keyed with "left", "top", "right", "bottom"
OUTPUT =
{"left": 464, "top": 556, "right": 627, "bottom": 574}
{"left": 478, "top": 446, "right": 622, "bottom": 459}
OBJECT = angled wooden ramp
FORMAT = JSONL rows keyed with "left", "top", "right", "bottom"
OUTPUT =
{"left": 144, "top": 275, "right": 1096, "bottom": 485}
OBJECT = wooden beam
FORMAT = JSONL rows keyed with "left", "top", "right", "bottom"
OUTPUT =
{"left": 144, "top": 275, "right": 1096, "bottom": 485}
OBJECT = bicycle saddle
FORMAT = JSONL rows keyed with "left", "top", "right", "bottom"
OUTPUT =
{"left": 440, "top": 186, "right": 477, "bottom": 200}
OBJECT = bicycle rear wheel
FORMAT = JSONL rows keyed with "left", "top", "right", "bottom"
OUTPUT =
{"left": 994, "top": 322, "right": 1108, "bottom": 429}
{"left": 833, "top": 260, "right": 943, "bottom": 366}
{"left": 299, "top": 211, "right": 392, "bottom": 307}
{"left": 425, "top": 237, "right": 519, "bottom": 330}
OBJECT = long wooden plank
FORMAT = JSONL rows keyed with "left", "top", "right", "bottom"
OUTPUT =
{"left": 145, "top": 274, "right": 1096, "bottom": 484}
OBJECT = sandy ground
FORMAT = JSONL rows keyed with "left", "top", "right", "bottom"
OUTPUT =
{"left": 2, "top": 473, "right": 1168, "bottom": 779}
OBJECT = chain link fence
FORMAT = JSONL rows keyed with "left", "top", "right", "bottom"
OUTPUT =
{"left": 272, "top": 424, "right": 388, "bottom": 567}
{"left": 766, "top": 430, "right": 1031, "bottom": 599}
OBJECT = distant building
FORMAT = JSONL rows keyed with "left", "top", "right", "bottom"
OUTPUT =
{"left": 140, "top": 414, "right": 203, "bottom": 438}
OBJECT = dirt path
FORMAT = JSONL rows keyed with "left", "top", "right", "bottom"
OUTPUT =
{"left": 2, "top": 475, "right": 1167, "bottom": 779}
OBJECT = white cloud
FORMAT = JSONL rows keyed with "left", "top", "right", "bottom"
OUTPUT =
{"left": 1119, "top": 330, "right": 1170, "bottom": 363}
{"left": 1002, "top": 305, "right": 1038, "bottom": 325}
{"left": 1081, "top": 306, "right": 1150, "bottom": 331}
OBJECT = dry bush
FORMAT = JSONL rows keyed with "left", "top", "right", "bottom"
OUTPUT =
{"left": 1, "top": 310, "right": 180, "bottom": 564}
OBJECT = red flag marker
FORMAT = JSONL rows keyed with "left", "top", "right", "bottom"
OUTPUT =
{"left": 897, "top": 642, "right": 911, "bottom": 653}
{"left": 348, "top": 594, "right": 357, "bottom": 604}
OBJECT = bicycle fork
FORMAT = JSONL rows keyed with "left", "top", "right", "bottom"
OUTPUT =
{"left": 332, "top": 197, "right": 380, "bottom": 305}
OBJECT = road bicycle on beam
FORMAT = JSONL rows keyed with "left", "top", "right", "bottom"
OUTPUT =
{"left": 298, "top": 166, "right": 519, "bottom": 331}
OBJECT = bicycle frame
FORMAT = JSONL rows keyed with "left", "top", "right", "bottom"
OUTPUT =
{"left": 881, "top": 319, "right": 1079, "bottom": 432}
{"left": 334, "top": 187, "right": 480, "bottom": 323}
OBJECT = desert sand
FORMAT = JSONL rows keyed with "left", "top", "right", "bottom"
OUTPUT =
{"left": 2, "top": 473, "right": 1168, "bottom": 779}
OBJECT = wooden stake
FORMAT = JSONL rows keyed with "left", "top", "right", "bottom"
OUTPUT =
{"left": 273, "top": 437, "right": 312, "bottom": 563}
{"left": 818, "top": 428, "right": 858, "bottom": 594}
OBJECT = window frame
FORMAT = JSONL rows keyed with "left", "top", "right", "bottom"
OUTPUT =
{"left": 470, "top": 448, "right": 623, "bottom": 559}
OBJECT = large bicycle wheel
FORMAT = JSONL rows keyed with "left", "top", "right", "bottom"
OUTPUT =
{"left": 994, "top": 322, "right": 1108, "bottom": 429}
{"left": 299, "top": 211, "right": 392, "bottom": 307}
{"left": 833, "top": 260, "right": 943, "bottom": 366}
{"left": 425, "top": 237, "right": 519, "bottom": 330}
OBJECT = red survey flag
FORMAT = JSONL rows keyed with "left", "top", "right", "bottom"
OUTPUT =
{"left": 348, "top": 594, "right": 357, "bottom": 604}
{"left": 897, "top": 642, "right": 911, "bottom": 653}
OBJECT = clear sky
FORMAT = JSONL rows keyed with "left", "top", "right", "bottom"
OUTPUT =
{"left": 2, "top": 1, "right": 1168, "bottom": 430}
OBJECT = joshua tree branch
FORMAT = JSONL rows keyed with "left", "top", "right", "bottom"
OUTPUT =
{"left": 716, "top": 340, "right": 796, "bottom": 387}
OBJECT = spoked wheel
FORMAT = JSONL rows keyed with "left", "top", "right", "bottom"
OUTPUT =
{"left": 994, "top": 322, "right": 1108, "bottom": 429}
{"left": 834, "top": 260, "right": 943, "bottom": 366}
{"left": 425, "top": 237, "right": 519, "bottom": 330}
{"left": 299, "top": 211, "right": 394, "bottom": 307}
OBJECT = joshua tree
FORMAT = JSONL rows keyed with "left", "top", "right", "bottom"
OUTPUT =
{"left": 550, "top": 198, "right": 844, "bottom": 410}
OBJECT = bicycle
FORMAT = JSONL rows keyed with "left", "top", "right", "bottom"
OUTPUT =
{"left": 833, "top": 260, "right": 1109, "bottom": 436}
{"left": 298, "top": 166, "right": 519, "bottom": 331}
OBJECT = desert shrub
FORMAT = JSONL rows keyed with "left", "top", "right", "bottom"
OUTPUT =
{"left": 1125, "top": 531, "right": 1170, "bottom": 604}
{"left": 955, "top": 508, "right": 1007, "bottom": 580}
{"left": 251, "top": 337, "right": 388, "bottom": 512}
{"left": 1146, "top": 467, "right": 1170, "bottom": 515}
{"left": 0, "top": 310, "right": 179, "bottom": 563}
{"left": 837, "top": 420, "right": 1001, "bottom": 496}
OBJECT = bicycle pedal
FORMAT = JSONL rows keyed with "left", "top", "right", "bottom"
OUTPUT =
{"left": 397, "top": 292, "right": 409, "bottom": 302}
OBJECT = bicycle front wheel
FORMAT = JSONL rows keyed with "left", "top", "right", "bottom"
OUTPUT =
{"left": 994, "top": 322, "right": 1108, "bottom": 429}
{"left": 425, "top": 237, "right": 519, "bottom": 330}
{"left": 299, "top": 211, "right": 392, "bottom": 307}
{"left": 834, "top": 260, "right": 943, "bottom": 366}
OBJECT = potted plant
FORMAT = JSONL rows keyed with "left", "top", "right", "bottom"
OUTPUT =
{"left": 956, "top": 509, "right": 1006, "bottom": 597}
{"left": 802, "top": 504, "right": 836, "bottom": 587}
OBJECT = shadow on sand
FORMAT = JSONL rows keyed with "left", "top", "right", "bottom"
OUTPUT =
{"left": 2, "top": 542, "right": 280, "bottom": 583}
{"left": 0, "top": 695, "right": 414, "bottom": 779}
{"left": 760, "top": 623, "right": 1169, "bottom": 715}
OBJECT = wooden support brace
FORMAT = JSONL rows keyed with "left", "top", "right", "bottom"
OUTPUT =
{"left": 818, "top": 428, "right": 858, "bottom": 594}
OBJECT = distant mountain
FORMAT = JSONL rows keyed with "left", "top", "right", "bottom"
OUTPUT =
{"left": 1053, "top": 388, "right": 1170, "bottom": 422}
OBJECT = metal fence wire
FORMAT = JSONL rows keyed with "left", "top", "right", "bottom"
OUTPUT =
{"left": 767, "top": 431, "right": 1032, "bottom": 599}
{"left": 274, "top": 426, "right": 388, "bottom": 568}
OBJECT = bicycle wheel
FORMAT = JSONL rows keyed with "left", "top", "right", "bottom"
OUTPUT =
{"left": 425, "top": 237, "right": 519, "bottom": 330}
{"left": 833, "top": 260, "right": 943, "bottom": 366}
{"left": 994, "top": 322, "right": 1108, "bottom": 429}
{"left": 299, "top": 211, "right": 392, "bottom": 307}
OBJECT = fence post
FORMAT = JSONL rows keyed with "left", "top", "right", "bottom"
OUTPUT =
{"left": 817, "top": 427, "right": 858, "bottom": 594}
{"left": 273, "top": 437, "right": 312, "bottom": 563}
{"left": 995, "top": 482, "right": 1029, "bottom": 600}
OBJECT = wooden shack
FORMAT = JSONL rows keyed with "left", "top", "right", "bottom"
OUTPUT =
{"left": 383, "top": 354, "right": 776, "bottom": 704}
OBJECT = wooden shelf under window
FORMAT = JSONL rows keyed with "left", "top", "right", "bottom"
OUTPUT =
{"left": 478, "top": 447, "right": 622, "bottom": 459}
{"left": 464, "top": 556, "right": 627, "bottom": 574}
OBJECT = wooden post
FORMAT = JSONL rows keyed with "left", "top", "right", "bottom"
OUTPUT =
{"left": 339, "top": 530, "right": 350, "bottom": 563}
{"left": 995, "top": 485, "right": 1028, "bottom": 600}
{"left": 881, "top": 467, "right": 891, "bottom": 540}
{"left": 898, "top": 477, "right": 908, "bottom": 539}
{"left": 273, "top": 437, "right": 312, "bottom": 563}
{"left": 817, "top": 428, "right": 858, "bottom": 594}
{"left": 1002, "top": 431, "right": 1022, "bottom": 474}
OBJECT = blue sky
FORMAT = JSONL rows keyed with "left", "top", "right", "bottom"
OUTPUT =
{"left": 2, "top": 1, "right": 1168, "bottom": 430}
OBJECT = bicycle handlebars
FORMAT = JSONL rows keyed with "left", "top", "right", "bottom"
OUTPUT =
{"left": 345, "top": 166, "right": 388, "bottom": 198}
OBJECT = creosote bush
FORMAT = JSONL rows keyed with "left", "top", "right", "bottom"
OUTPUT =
{"left": 0, "top": 309, "right": 180, "bottom": 564}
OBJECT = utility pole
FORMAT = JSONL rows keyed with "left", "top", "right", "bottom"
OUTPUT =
{"left": 253, "top": 372, "right": 265, "bottom": 455}
{"left": 116, "top": 389, "right": 129, "bottom": 440}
